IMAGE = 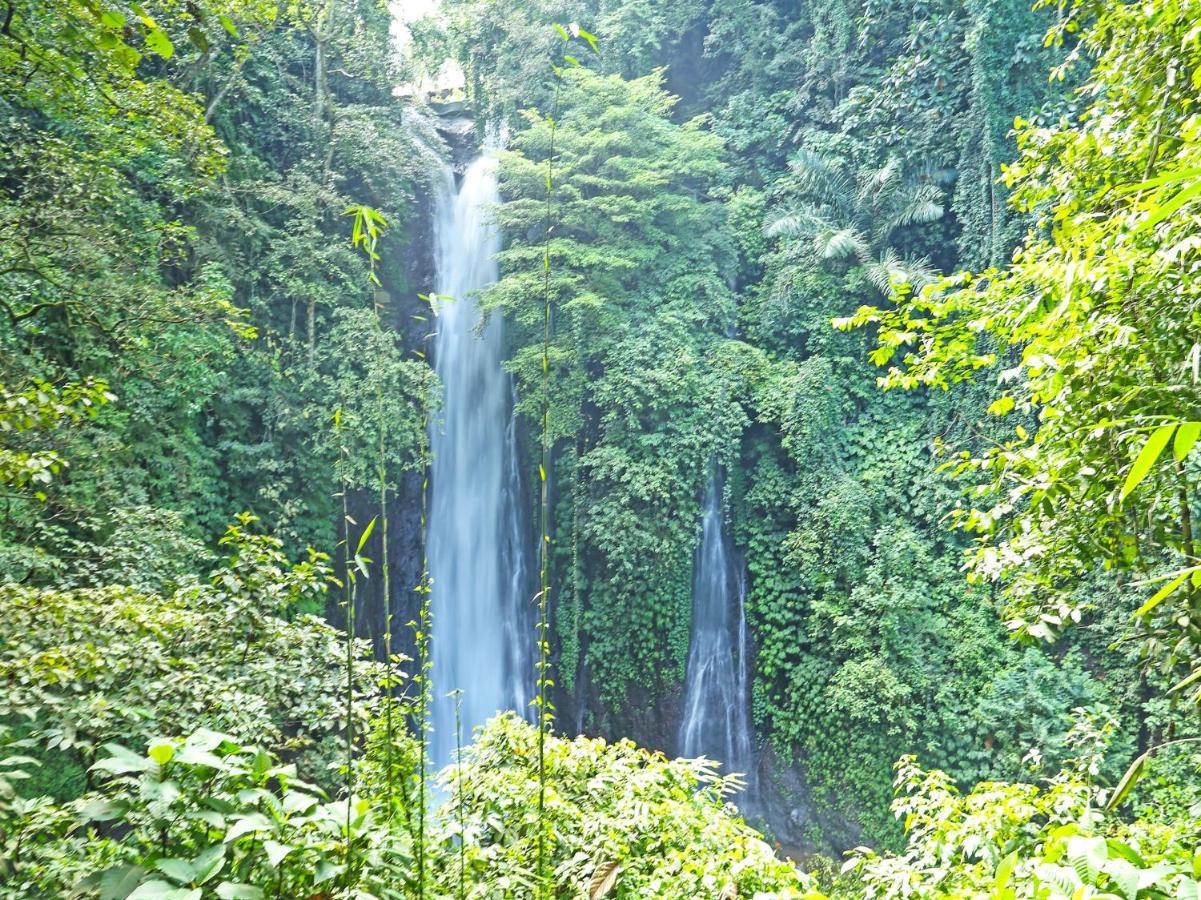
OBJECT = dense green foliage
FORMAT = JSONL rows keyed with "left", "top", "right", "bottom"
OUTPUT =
{"left": 0, "top": 0, "right": 434, "bottom": 586}
{"left": 488, "top": 66, "right": 743, "bottom": 711}
{"left": 842, "top": 713, "right": 1201, "bottom": 898}
{"left": 421, "top": 0, "right": 1191, "bottom": 847}
{"left": 0, "top": 587, "right": 810, "bottom": 896}
{"left": 0, "top": 517, "right": 380, "bottom": 788}
{"left": 430, "top": 714, "right": 810, "bottom": 897}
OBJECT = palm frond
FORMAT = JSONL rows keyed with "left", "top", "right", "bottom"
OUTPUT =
{"left": 873, "top": 183, "right": 943, "bottom": 242}
{"left": 819, "top": 227, "right": 869, "bottom": 261}
{"left": 788, "top": 148, "right": 854, "bottom": 209}
{"left": 857, "top": 156, "right": 901, "bottom": 204}
{"left": 864, "top": 248, "right": 939, "bottom": 294}
{"left": 764, "top": 206, "right": 830, "bottom": 239}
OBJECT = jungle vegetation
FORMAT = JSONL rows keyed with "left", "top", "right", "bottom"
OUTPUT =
{"left": 2, "top": 0, "right": 1200, "bottom": 897}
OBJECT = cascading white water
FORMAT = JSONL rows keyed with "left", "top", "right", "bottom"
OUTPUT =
{"left": 428, "top": 155, "right": 532, "bottom": 768}
{"left": 679, "top": 473, "right": 755, "bottom": 796}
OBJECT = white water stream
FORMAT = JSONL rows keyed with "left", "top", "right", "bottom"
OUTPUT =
{"left": 679, "top": 474, "right": 755, "bottom": 795}
{"left": 428, "top": 156, "right": 532, "bottom": 767}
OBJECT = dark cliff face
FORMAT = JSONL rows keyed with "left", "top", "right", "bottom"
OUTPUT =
{"left": 339, "top": 108, "right": 479, "bottom": 671}
{"left": 433, "top": 103, "right": 480, "bottom": 174}
{"left": 337, "top": 154, "right": 439, "bottom": 667}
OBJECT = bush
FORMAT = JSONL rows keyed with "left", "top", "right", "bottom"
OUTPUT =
{"left": 426, "top": 713, "right": 816, "bottom": 898}
{"left": 0, "top": 516, "right": 387, "bottom": 788}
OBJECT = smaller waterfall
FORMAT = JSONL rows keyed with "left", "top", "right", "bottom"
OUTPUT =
{"left": 679, "top": 473, "right": 755, "bottom": 798}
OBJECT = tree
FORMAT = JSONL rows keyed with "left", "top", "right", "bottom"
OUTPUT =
{"left": 766, "top": 151, "right": 943, "bottom": 293}
{"left": 487, "top": 66, "right": 745, "bottom": 715}
{"left": 838, "top": 0, "right": 1201, "bottom": 691}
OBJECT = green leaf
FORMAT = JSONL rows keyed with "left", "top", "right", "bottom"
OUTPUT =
{"left": 1134, "top": 570, "right": 1188, "bottom": 618}
{"left": 215, "top": 885, "right": 263, "bottom": 900}
{"left": 1101, "top": 856, "right": 1139, "bottom": 897}
{"left": 82, "top": 797, "right": 126, "bottom": 821}
{"left": 1119, "top": 167, "right": 1201, "bottom": 193}
{"left": 1067, "top": 834, "right": 1107, "bottom": 882}
{"left": 263, "top": 840, "right": 294, "bottom": 867}
{"left": 282, "top": 791, "right": 319, "bottom": 815}
{"left": 187, "top": 27, "right": 209, "bottom": 53}
{"left": 127, "top": 882, "right": 200, "bottom": 900}
{"left": 1175, "top": 422, "right": 1201, "bottom": 461}
{"left": 1137, "top": 179, "right": 1201, "bottom": 232}
{"left": 1106, "top": 749, "right": 1150, "bottom": 811}
{"left": 98, "top": 864, "right": 146, "bottom": 900}
{"left": 224, "top": 813, "right": 271, "bottom": 842}
{"left": 1169, "top": 666, "right": 1201, "bottom": 694}
{"left": 1120, "top": 424, "right": 1174, "bottom": 502}
{"left": 154, "top": 858, "right": 195, "bottom": 884}
{"left": 988, "top": 395, "right": 1015, "bottom": 416}
{"left": 1104, "top": 839, "right": 1144, "bottom": 867}
{"left": 995, "top": 850, "right": 1018, "bottom": 898}
{"left": 218, "top": 14, "right": 238, "bottom": 37}
{"left": 93, "top": 744, "right": 152, "bottom": 775}
{"left": 356, "top": 516, "right": 377, "bottom": 554}
{"left": 314, "top": 860, "right": 340, "bottom": 884}
{"left": 144, "top": 27, "right": 174, "bottom": 59}
{"left": 148, "top": 742, "right": 175, "bottom": 766}
{"left": 191, "top": 846, "right": 225, "bottom": 886}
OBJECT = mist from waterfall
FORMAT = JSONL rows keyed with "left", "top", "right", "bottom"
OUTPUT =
{"left": 679, "top": 472, "right": 755, "bottom": 799}
{"left": 428, "top": 155, "right": 532, "bottom": 768}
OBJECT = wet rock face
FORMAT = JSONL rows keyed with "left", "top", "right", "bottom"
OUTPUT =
{"left": 435, "top": 112, "right": 478, "bottom": 174}
{"left": 752, "top": 745, "right": 863, "bottom": 855}
{"left": 430, "top": 99, "right": 470, "bottom": 116}
{"left": 332, "top": 165, "right": 438, "bottom": 667}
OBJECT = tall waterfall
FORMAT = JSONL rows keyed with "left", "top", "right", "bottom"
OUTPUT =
{"left": 679, "top": 473, "right": 755, "bottom": 797}
{"left": 428, "top": 155, "right": 532, "bottom": 768}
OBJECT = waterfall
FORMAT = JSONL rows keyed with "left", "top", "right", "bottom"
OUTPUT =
{"left": 428, "top": 155, "right": 532, "bottom": 768}
{"left": 679, "top": 472, "right": 755, "bottom": 798}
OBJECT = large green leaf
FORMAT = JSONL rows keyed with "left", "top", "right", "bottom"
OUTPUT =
{"left": 1174, "top": 422, "right": 1201, "bottom": 461}
{"left": 93, "top": 744, "right": 153, "bottom": 776}
{"left": 1137, "top": 179, "right": 1201, "bottom": 233}
{"left": 1134, "top": 570, "right": 1189, "bottom": 618}
{"left": 143, "top": 27, "right": 174, "bottom": 59}
{"left": 214, "top": 885, "right": 264, "bottom": 900}
{"left": 1120, "top": 424, "right": 1175, "bottom": 502}
{"left": 126, "top": 882, "right": 199, "bottom": 900}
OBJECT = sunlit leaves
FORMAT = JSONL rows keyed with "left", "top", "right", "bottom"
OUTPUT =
{"left": 838, "top": 0, "right": 1201, "bottom": 669}
{"left": 0, "top": 521, "right": 388, "bottom": 773}
{"left": 432, "top": 714, "right": 811, "bottom": 897}
{"left": 143, "top": 26, "right": 175, "bottom": 58}
{"left": 344, "top": 205, "right": 389, "bottom": 287}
